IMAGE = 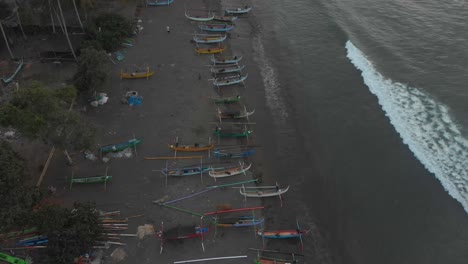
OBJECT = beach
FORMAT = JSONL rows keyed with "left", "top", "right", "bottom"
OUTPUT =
{"left": 41, "top": 0, "right": 297, "bottom": 263}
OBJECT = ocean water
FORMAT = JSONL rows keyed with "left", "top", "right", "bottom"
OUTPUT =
{"left": 239, "top": 0, "right": 468, "bottom": 263}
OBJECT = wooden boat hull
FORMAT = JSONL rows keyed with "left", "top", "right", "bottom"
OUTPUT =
{"left": 213, "top": 74, "right": 248, "bottom": 86}
{"left": 147, "top": 0, "right": 174, "bottom": 6}
{"left": 162, "top": 167, "right": 217, "bottom": 177}
{"left": 240, "top": 186, "right": 290, "bottom": 197}
{"left": 99, "top": 138, "right": 142, "bottom": 153}
{"left": 214, "top": 149, "right": 256, "bottom": 158}
{"left": 199, "top": 24, "right": 234, "bottom": 32}
{"left": 211, "top": 55, "right": 242, "bottom": 65}
{"left": 193, "top": 34, "right": 227, "bottom": 44}
{"left": 209, "top": 163, "right": 252, "bottom": 178}
{"left": 185, "top": 12, "right": 214, "bottom": 21}
{"left": 211, "top": 95, "right": 241, "bottom": 104}
{"left": 211, "top": 65, "right": 245, "bottom": 74}
{"left": 120, "top": 71, "right": 155, "bottom": 79}
{"left": 256, "top": 258, "right": 297, "bottom": 264}
{"left": 257, "top": 229, "right": 306, "bottom": 239}
{"left": 218, "top": 109, "right": 255, "bottom": 119}
{"left": 214, "top": 129, "right": 252, "bottom": 138}
{"left": 72, "top": 176, "right": 112, "bottom": 184}
{"left": 225, "top": 7, "right": 252, "bottom": 14}
{"left": 215, "top": 217, "right": 264, "bottom": 227}
{"left": 195, "top": 47, "right": 226, "bottom": 54}
{"left": 168, "top": 143, "right": 215, "bottom": 152}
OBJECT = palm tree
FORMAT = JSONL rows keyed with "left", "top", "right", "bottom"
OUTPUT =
{"left": 0, "top": 2, "right": 14, "bottom": 59}
{"left": 14, "top": 1, "right": 27, "bottom": 40}
{"left": 56, "top": 0, "right": 77, "bottom": 61}
{"left": 79, "top": 0, "right": 95, "bottom": 22}
{"left": 71, "top": 0, "right": 84, "bottom": 32}
{"left": 48, "top": 0, "right": 56, "bottom": 33}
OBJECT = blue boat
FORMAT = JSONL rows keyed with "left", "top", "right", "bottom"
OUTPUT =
{"left": 99, "top": 138, "right": 142, "bottom": 153}
{"left": 147, "top": 0, "right": 174, "bottom": 6}
{"left": 199, "top": 23, "right": 234, "bottom": 32}
{"left": 1, "top": 60, "right": 24, "bottom": 84}
{"left": 214, "top": 216, "right": 264, "bottom": 227}
{"left": 214, "top": 149, "right": 256, "bottom": 159}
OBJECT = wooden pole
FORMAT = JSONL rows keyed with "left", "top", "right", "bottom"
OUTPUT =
{"left": 0, "top": 21, "right": 14, "bottom": 59}
{"left": 57, "top": 0, "right": 77, "bottom": 61}
{"left": 36, "top": 147, "right": 56, "bottom": 187}
{"left": 145, "top": 156, "right": 204, "bottom": 160}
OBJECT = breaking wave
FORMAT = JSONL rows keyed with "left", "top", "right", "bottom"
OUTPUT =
{"left": 346, "top": 40, "right": 468, "bottom": 213}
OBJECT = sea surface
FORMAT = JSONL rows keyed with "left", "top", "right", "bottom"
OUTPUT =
{"left": 229, "top": 0, "right": 468, "bottom": 263}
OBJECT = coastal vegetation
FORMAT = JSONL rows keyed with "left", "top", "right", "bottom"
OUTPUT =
{"left": 0, "top": 82, "right": 95, "bottom": 150}
{"left": 73, "top": 47, "right": 109, "bottom": 92}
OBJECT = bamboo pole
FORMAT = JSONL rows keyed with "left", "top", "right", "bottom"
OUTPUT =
{"left": 145, "top": 156, "right": 204, "bottom": 160}
{"left": 173, "top": 256, "right": 247, "bottom": 263}
{"left": 36, "top": 147, "right": 56, "bottom": 187}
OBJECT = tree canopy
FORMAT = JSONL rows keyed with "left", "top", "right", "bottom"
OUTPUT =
{"left": 73, "top": 47, "right": 108, "bottom": 93}
{"left": 85, "top": 13, "right": 134, "bottom": 51}
{"left": 0, "top": 82, "right": 95, "bottom": 150}
{"left": 0, "top": 140, "right": 42, "bottom": 232}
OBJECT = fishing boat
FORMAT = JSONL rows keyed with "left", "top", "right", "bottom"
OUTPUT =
{"left": 214, "top": 216, "right": 264, "bottom": 227}
{"left": 162, "top": 166, "right": 216, "bottom": 177}
{"left": 211, "top": 95, "right": 241, "bottom": 104}
{"left": 193, "top": 34, "right": 227, "bottom": 44}
{"left": 214, "top": 149, "right": 256, "bottom": 158}
{"left": 199, "top": 23, "right": 234, "bottom": 32}
{"left": 99, "top": 138, "right": 142, "bottom": 153}
{"left": 211, "top": 64, "right": 245, "bottom": 74}
{"left": 0, "top": 252, "right": 29, "bottom": 264}
{"left": 1, "top": 59, "right": 24, "bottom": 84}
{"left": 147, "top": 0, "right": 174, "bottom": 6}
{"left": 239, "top": 185, "right": 290, "bottom": 197}
{"left": 250, "top": 248, "right": 304, "bottom": 264}
{"left": 214, "top": 127, "right": 252, "bottom": 138}
{"left": 211, "top": 54, "right": 242, "bottom": 65}
{"left": 158, "top": 225, "right": 209, "bottom": 241}
{"left": 213, "top": 74, "right": 248, "bottom": 87}
{"left": 217, "top": 108, "right": 255, "bottom": 119}
{"left": 185, "top": 12, "right": 214, "bottom": 21}
{"left": 195, "top": 46, "right": 226, "bottom": 54}
{"left": 209, "top": 163, "right": 251, "bottom": 178}
{"left": 213, "top": 15, "right": 238, "bottom": 22}
{"left": 71, "top": 175, "right": 112, "bottom": 184}
{"left": 168, "top": 143, "right": 215, "bottom": 152}
{"left": 225, "top": 6, "right": 253, "bottom": 15}
{"left": 257, "top": 229, "right": 307, "bottom": 239}
{"left": 120, "top": 69, "right": 154, "bottom": 79}
{"left": 255, "top": 257, "right": 298, "bottom": 264}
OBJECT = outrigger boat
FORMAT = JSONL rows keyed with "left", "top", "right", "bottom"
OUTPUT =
{"left": 185, "top": 12, "right": 214, "bottom": 22}
{"left": 213, "top": 15, "right": 238, "bottom": 22}
{"left": 195, "top": 46, "right": 226, "bottom": 54}
{"left": 214, "top": 149, "right": 256, "bottom": 158}
{"left": 168, "top": 143, "right": 215, "bottom": 152}
{"left": 157, "top": 222, "right": 209, "bottom": 253}
{"left": 214, "top": 126, "right": 252, "bottom": 138}
{"left": 250, "top": 248, "right": 304, "bottom": 264}
{"left": 120, "top": 68, "right": 154, "bottom": 79}
{"left": 213, "top": 74, "right": 248, "bottom": 87}
{"left": 146, "top": 0, "right": 174, "bottom": 6}
{"left": 240, "top": 185, "right": 290, "bottom": 198}
{"left": 225, "top": 6, "right": 253, "bottom": 15}
{"left": 211, "top": 95, "right": 241, "bottom": 104}
{"left": 211, "top": 64, "right": 245, "bottom": 75}
{"left": 161, "top": 166, "right": 223, "bottom": 177}
{"left": 213, "top": 215, "right": 264, "bottom": 227}
{"left": 99, "top": 138, "right": 142, "bottom": 153}
{"left": 193, "top": 33, "right": 227, "bottom": 44}
{"left": 71, "top": 175, "right": 112, "bottom": 184}
{"left": 0, "top": 252, "right": 29, "bottom": 264}
{"left": 257, "top": 220, "right": 307, "bottom": 252}
{"left": 211, "top": 54, "right": 242, "bottom": 65}
{"left": 1, "top": 59, "right": 24, "bottom": 84}
{"left": 209, "top": 162, "right": 251, "bottom": 178}
{"left": 199, "top": 23, "right": 234, "bottom": 32}
{"left": 217, "top": 107, "right": 255, "bottom": 120}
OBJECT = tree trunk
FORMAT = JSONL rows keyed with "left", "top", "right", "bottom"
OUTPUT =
{"left": 0, "top": 21, "right": 14, "bottom": 59}
{"left": 53, "top": 5, "right": 65, "bottom": 34}
{"left": 48, "top": 0, "right": 56, "bottom": 33}
{"left": 71, "top": 0, "right": 84, "bottom": 33}
{"left": 15, "top": 4, "right": 27, "bottom": 40}
{"left": 56, "top": 0, "right": 77, "bottom": 61}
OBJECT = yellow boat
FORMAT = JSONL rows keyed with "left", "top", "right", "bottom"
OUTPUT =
{"left": 195, "top": 46, "right": 225, "bottom": 54}
{"left": 168, "top": 143, "right": 215, "bottom": 152}
{"left": 120, "top": 69, "right": 155, "bottom": 79}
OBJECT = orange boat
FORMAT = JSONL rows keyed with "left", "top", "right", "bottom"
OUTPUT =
{"left": 195, "top": 46, "right": 225, "bottom": 54}
{"left": 168, "top": 143, "right": 215, "bottom": 152}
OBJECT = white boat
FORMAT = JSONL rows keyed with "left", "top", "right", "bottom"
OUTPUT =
{"left": 239, "top": 185, "right": 290, "bottom": 197}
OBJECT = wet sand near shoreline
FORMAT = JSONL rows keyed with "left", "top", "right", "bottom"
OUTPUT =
{"left": 42, "top": 0, "right": 290, "bottom": 263}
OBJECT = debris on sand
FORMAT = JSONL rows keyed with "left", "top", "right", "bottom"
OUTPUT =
{"left": 137, "top": 224, "right": 155, "bottom": 239}
{"left": 110, "top": 247, "right": 127, "bottom": 262}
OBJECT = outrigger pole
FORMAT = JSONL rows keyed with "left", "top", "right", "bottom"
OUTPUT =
{"left": 173, "top": 255, "right": 248, "bottom": 263}
{"left": 145, "top": 156, "right": 204, "bottom": 160}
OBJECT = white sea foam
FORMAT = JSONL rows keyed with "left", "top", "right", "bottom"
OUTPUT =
{"left": 346, "top": 40, "right": 468, "bottom": 213}
{"left": 252, "top": 36, "right": 288, "bottom": 125}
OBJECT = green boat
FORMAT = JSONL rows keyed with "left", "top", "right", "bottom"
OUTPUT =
{"left": 72, "top": 175, "right": 112, "bottom": 184}
{"left": 214, "top": 128, "right": 252, "bottom": 138}
{"left": 0, "top": 252, "right": 29, "bottom": 264}
{"left": 211, "top": 95, "right": 241, "bottom": 104}
{"left": 99, "top": 138, "right": 142, "bottom": 153}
